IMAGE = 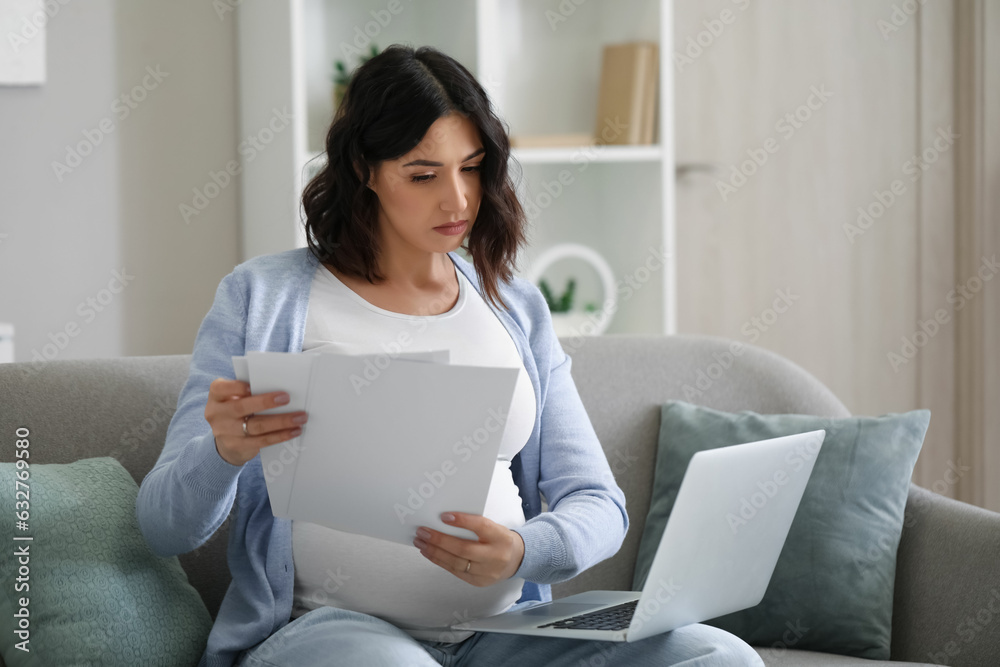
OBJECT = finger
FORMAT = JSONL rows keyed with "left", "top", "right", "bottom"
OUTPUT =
{"left": 244, "top": 425, "right": 303, "bottom": 447}
{"left": 208, "top": 379, "right": 251, "bottom": 400}
{"left": 223, "top": 425, "right": 304, "bottom": 449}
{"left": 413, "top": 517, "right": 493, "bottom": 563}
{"left": 243, "top": 411, "right": 308, "bottom": 437}
{"left": 216, "top": 424, "right": 303, "bottom": 466}
{"left": 205, "top": 380, "right": 252, "bottom": 429}
{"left": 413, "top": 530, "right": 478, "bottom": 577}
{"left": 440, "top": 511, "right": 503, "bottom": 543}
{"left": 226, "top": 390, "right": 292, "bottom": 420}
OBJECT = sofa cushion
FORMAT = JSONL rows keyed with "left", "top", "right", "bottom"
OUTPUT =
{"left": 754, "top": 647, "right": 943, "bottom": 666}
{"left": 0, "top": 456, "right": 212, "bottom": 667}
{"left": 633, "top": 401, "right": 929, "bottom": 660}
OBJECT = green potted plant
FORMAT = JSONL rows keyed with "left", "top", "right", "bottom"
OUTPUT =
{"left": 332, "top": 44, "right": 380, "bottom": 112}
{"left": 538, "top": 277, "right": 600, "bottom": 336}
{"left": 539, "top": 278, "right": 576, "bottom": 314}
{"left": 530, "top": 243, "right": 616, "bottom": 337}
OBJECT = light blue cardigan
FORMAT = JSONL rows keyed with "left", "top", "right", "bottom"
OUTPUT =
{"left": 136, "top": 247, "right": 628, "bottom": 667}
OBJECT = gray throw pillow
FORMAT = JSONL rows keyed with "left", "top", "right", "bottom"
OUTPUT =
{"left": 632, "top": 401, "right": 929, "bottom": 659}
{"left": 0, "top": 457, "right": 212, "bottom": 667}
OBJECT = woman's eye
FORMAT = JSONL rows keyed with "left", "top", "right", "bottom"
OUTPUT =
{"left": 410, "top": 165, "right": 482, "bottom": 184}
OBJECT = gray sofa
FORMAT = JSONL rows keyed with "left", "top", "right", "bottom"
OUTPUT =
{"left": 2, "top": 334, "right": 998, "bottom": 666}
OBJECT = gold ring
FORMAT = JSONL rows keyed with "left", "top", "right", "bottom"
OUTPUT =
{"left": 464, "top": 560, "right": 471, "bottom": 574}
{"left": 242, "top": 415, "right": 250, "bottom": 437}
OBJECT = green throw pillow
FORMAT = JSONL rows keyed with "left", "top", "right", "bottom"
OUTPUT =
{"left": 633, "top": 401, "right": 929, "bottom": 660}
{"left": 0, "top": 457, "right": 212, "bottom": 667}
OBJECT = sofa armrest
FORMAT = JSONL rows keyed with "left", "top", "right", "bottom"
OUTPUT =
{"left": 890, "top": 484, "right": 1000, "bottom": 665}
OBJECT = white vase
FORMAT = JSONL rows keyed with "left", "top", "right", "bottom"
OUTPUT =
{"left": 528, "top": 243, "right": 618, "bottom": 337}
{"left": 550, "top": 311, "right": 605, "bottom": 338}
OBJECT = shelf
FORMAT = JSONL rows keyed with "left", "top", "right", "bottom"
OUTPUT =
{"left": 239, "top": 0, "right": 676, "bottom": 334}
{"left": 513, "top": 144, "right": 662, "bottom": 164}
{"left": 302, "top": 144, "right": 663, "bottom": 181}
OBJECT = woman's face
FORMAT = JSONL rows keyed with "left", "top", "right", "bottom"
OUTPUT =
{"left": 367, "top": 113, "right": 484, "bottom": 257}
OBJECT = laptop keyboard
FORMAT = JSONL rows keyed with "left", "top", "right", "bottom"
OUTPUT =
{"left": 537, "top": 599, "right": 638, "bottom": 631}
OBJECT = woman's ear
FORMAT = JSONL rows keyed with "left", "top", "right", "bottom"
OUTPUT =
{"left": 354, "top": 160, "right": 377, "bottom": 192}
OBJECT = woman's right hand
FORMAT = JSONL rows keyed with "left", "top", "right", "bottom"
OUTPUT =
{"left": 205, "top": 379, "right": 308, "bottom": 466}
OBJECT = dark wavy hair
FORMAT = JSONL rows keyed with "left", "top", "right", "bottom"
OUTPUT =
{"left": 301, "top": 44, "right": 527, "bottom": 312}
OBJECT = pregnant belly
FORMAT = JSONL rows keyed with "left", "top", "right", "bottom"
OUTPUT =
{"left": 291, "top": 463, "right": 527, "bottom": 635}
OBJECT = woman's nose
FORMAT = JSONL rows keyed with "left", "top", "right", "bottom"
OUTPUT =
{"left": 440, "top": 170, "right": 467, "bottom": 212}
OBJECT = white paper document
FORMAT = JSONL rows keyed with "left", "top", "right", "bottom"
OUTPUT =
{"left": 232, "top": 351, "right": 519, "bottom": 545}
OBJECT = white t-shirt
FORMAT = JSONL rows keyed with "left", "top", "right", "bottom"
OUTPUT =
{"left": 290, "top": 257, "right": 536, "bottom": 642}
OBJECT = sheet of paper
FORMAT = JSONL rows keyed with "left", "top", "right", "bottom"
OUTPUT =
{"left": 244, "top": 351, "right": 318, "bottom": 517}
{"left": 231, "top": 356, "right": 249, "bottom": 383}
{"left": 287, "top": 354, "right": 519, "bottom": 545}
{"left": 236, "top": 349, "right": 518, "bottom": 544}
{"left": 235, "top": 354, "right": 302, "bottom": 510}
{"left": 233, "top": 350, "right": 455, "bottom": 517}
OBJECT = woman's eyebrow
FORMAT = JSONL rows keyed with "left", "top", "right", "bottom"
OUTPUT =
{"left": 402, "top": 147, "right": 485, "bottom": 168}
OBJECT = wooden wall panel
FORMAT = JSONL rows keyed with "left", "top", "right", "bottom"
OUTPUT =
{"left": 673, "top": 0, "right": 970, "bottom": 499}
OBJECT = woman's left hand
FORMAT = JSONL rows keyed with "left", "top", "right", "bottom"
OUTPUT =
{"left": 413, "top": 512, "right": 525, "bottom": 587}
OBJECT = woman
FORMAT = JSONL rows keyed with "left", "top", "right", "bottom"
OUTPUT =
{"left": 136, "top": 44, "right": 762, "bottom": 666}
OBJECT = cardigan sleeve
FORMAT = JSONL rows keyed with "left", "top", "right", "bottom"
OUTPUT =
{"left": 510, "top": 292, "right": 629, "bottom": 584}
{"left": 135, "top": 269, "right": 249, "bottom": 557}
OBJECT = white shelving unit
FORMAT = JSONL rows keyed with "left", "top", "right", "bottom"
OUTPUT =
{"left": 237, "top": 0, "right": 676, "bottom": 334}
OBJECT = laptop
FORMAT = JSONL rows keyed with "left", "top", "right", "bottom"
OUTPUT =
{"left": 451, "top": 429, "right": 826, "bottom": 642}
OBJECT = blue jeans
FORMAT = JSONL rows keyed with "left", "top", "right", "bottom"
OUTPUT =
{"left": 234, "top": 603, "right": 764, "bottom": 667}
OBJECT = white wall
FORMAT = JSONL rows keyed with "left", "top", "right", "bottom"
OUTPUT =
{"left": 673, "top": 0, "right": 1000, "bottom": 509}
{"left": 0, "top": 0, "right": 241, "bottom": 363}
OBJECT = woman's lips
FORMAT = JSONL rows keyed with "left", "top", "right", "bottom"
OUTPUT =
{"left": 434, "top": 220, "right": 468, "bottom": 236}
